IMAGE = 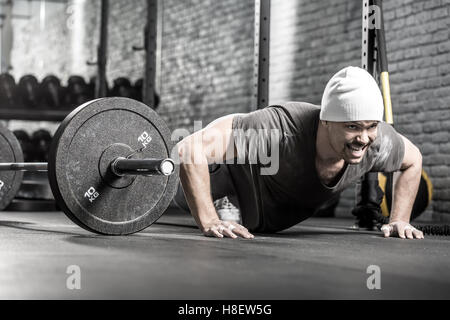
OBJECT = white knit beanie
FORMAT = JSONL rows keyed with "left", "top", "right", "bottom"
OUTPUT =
{"left": 320, "top": 66, "right": 384, "bottom": 122}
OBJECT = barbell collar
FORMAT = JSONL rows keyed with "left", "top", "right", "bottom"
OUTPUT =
{"left": 111, "top": 157, "right": 175, "bottom": 177}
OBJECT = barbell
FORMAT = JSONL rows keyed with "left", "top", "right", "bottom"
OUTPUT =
{"left": 0, "top": 97, "right": 179, "bottom": 235}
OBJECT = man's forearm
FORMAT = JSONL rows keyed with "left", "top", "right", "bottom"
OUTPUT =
{"left": 178, "top": 147, "right": 219, "bottom": 230}
{"left": 389, "top": 164, "right": 422, "bottom": 223}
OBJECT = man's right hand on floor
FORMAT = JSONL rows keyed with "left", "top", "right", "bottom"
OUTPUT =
{"left": 202, "top": 219, "right": 254, "bottom": 239}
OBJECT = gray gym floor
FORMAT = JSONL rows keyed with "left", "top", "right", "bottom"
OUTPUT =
{"left": 0, "top": 208, "right": 449, "bottom": 300}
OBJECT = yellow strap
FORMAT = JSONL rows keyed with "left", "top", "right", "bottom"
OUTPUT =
{"left": 378, "top": 173, "right": 390, "bottom": 217}
{"left": 380, "top": 72, "right": 393, "bottom": 125}
{"left": 421, "top": 169, "right": 433, "bottom": 204}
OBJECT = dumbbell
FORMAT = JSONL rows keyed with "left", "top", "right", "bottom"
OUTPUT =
{"left": 110, "top": 77, "right": 134, "bottom": 98}
{"left": 17, "top": 75, "right": 40, "bottom": 109}
{"left": 0, "top": 73, "right": 18, "bottom": 108}
{"left": 65, "top": 76, "right": 91, "bottom": 109}
{"left": 40, "top": 75, "right": 65, "bottom": 109}
{"left": 13, "top": 130, "right": 33, "bottom": 162}
{"left": 0, "top": 97, "right": 179, "bottom": 235}
{"left": 31, "top": 129, "right": 52, "bottom": 162}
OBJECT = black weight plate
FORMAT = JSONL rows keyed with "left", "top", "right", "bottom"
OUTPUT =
{"left": 0, "top": 123, "right": 24, "bottom": 210}
{"left": 48, "top": 98, "right": 179, "bottom": 235}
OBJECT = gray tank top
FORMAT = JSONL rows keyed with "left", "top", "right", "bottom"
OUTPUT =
{"left": 228, "top": 102, "right": 405, "bottom": 232}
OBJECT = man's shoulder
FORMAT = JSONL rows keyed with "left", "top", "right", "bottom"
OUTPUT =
{"left": 370, "top": 121, "right": 400, "bottom": 149}
{"left": 366, "top": 121, "right": 405, "bottom": 172}
{"left": 232, "top": 101, "right": 320, "bottom": 132}
{"left": 268, "top": 101, "right": 320, "bottom": 131}
{"left": 269, "top": 101, "right": 320, "bottom": 115}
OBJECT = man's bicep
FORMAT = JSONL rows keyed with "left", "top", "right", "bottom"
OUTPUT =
{"left": 202, "top": 113, "right": 245, "bottom": 163}
{"left": 202, "top": 108, "right": 280, "bottom": 164}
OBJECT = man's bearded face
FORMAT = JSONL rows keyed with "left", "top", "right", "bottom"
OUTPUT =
{"left": 326, "top": 121, "right": 379, "bottom": 164}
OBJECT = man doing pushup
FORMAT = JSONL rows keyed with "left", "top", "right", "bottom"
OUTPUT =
{"left": 174, "top": 66, "right": 424, "bottom": 240}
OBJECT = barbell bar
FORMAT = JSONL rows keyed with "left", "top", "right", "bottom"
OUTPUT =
{"left": 0, "top": 158, "right": 175, "bottom": 177}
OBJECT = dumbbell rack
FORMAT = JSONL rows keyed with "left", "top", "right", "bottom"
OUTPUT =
{"left": 0, "top": 110, "right": 70, "bottom": 211}
{"left": 0, "top": 109, "right": 67, "bottom": 122}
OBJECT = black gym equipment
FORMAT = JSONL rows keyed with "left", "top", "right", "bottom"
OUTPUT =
{"left": 17, "top": 75, "right": 40, "bottom": 109}
{"left": 134, "top": 78, "right": 160, "bottom": 109}
{"left": 87, "top": 76, "right": 98, "bottom": 99}
{"left": 0, "top": 124, "right": 24, "bottom": 210}
{"left": 97, "top": 0, "right": 109, "bottom": 98}
{"left": 130, "top": 1, "right": 159, "bottom": 108}
{"left": 39, "top": 75, "right": 65, "bottom": 109}
{"left": 247, "top": 0, "right": 271, "bottom": 222}
{"left": 86, "top": 0, "right": 109, "bottom": 98}
{"left": 11, "top": 130, "right": 54, "bottom": 205}
{"left": 134, "top": 78, "right": 144, "bottom": 102}
{"left": 110, "top": 77, "right": 134, "bottom": 98}
{"left": 13, "top": 130, "right": 33, "bottom": 162}
{"left": 31, "top": 129, "right": 52, "bottom": 162}
{"left": 0, "top": 73, "right": 18, "bottom": 108}
{"left": 65, "top": 76, "right": 91, "bottom": 109}
{"left": 0, "top": 97, "right": 178, "bottom": 235}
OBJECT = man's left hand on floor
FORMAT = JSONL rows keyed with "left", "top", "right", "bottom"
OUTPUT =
{"left": 381, "top": 220, "right": 424, "bottom": 239}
